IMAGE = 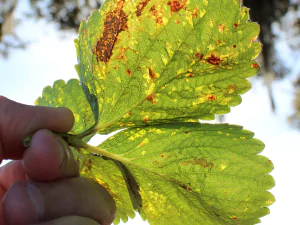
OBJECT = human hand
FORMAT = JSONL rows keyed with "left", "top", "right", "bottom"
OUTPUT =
{"left": 0, "top": 97, "right": 116, "bottom": 225}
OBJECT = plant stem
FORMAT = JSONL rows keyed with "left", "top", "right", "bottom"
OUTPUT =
{"left": 67, "top": 135, "right": 132, "bottom": 164}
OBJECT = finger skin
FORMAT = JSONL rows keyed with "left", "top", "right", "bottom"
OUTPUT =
{"left": 0, "top": 129, "right": 80, "bottom": 223}
{"left": 22, "top": 129, "right": 79, "bottom": 181}
{"left": 2, "top": 178, "right": 116, "bottom": 225}
{"left": 32, "top": 216, "right": 100, "bottom": 225}
{"left": 0, "top": 96, "right": 74, "bottom": 160}
{"left": 0, "top": 160, "right": 26, "bottom": 224}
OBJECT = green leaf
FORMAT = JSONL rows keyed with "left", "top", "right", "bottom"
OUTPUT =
{"left": 79, "top": 123, "right": 274, "bottom": 225}
{"left": 35, "top": 79, "right": 95, "bottom": 136}
{"left": 75, "top": 0, "right": 261, "bottom": 133}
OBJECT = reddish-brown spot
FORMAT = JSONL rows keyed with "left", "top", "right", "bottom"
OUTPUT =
{"left": 95, "top": 1, "right": 127, "bottom": 63}
{"left": 193, "top": 12, "right": 198, "bottom": 18}
{"left": 126, "top": 69, "right": 132, "bottom": 76}
{"left": 225, "top": 85, "right": 238, "bottom": 95}
{"left": 181, "top": 184, "right": 192, "bottom": 191}
{"left": 217, "top": 40, "right": 221, "bottom": 45}
{"left": 207, "top": 53, "right": 222, "bottom": 65}
{"left": 253, "top": 63, "right": 259, "bottom": 68}
{"left": 182, "top": 158, "right": 214, "bottom": 169}
{"left": 231, "top": 216, "right": 238, "bottom": 220}
{"left": 136, "top": 0, "right": 151, "bottom": 17}
{"left": 188, "top": 73, "right": 194, "bottom": 77}
{"left": 175, "top": 19, "right": 180, "bottom": 24}
{"left": 147, "top": 94, "right": 155, "bottom": 102}
{"left": 234, "top": 23, "right": 239, "bottom": 28}
{"left": 233, "top": 44, "right": 237, "bottom": 48}
{"left": 218, "top": 24, "right": 225, "bottom": 32}
{"left": 207, "top": 94, "right": 217, "bottom": 101}
{"left": 196, "top": 53, "right": 204, "bottom": 60}
{"left": 185, "top": 131, "right": 189, "bottom": 134}
{"left": 146, "top": 94, "right": 156, "bottom": 104}
{"left": 161, "top": 154, "right": 165, "bottom": 158}
{"left": 150, "top": 5, "right": 158, "bottom": 16}
{"left": 149, "top": 68, "right": 156, "bottom": 80}
{"left": 143, "top": 117, "right": 149, "bottom": 123}
{"left": 167, "top": 0, "right": 186, "bottom": 13}
{"left": 156, "top": 17, "right": 163, "bottom": 24}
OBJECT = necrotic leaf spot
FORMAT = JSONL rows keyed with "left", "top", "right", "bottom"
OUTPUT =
{"left": 149, "top": 68, "right": 156, "bottom": 80}
{"left": 136, "top": 0, "right": 151, "bottom": 17}
{"left": 207, "top": 53, "right": 222, "bottom": 65}
{"left": 95, "top": 1, "right": 128, "bottom": 63}
{"left": 126, "top": 69, "right": 132, "bottom": 76}
{"left": 168, "top": 0, "right": 186, "bottom": 13}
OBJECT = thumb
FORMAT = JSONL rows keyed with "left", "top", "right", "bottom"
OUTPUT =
{"left": 0, "top": 96, "right": 74, "bottom": 160}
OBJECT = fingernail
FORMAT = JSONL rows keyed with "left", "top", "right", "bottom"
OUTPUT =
{"left": 53, "top": 135, "right": 66, "bottom": 168}
{"left": 27, "top": 183, "right": 45, "bottom": 221}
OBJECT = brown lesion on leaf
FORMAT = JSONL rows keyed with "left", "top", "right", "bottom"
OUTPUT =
{"left": 150, "top": 5, "right": 158, "bottom": 16}
{"left": 180, "top": 183, "right": 193, "bottom": 192}
{"left": 167, "top": 0, "right": 187, "bottom": 13}
{"left": 126, "top": 69, "right": 132, "bottom": 76}
{"left": 207, "top": 53, "right": 223, "bottom": 65}
{"left": 136, "top": 0, "right": 151, "bottom": 17}
{"left": 149, "top": 68, "right": 156, "bottom": 80}
{"left": 143, "top": 116, "right": 149, "bottom": 123}
{"left": 195, "top": 52, "right": 204, "bottom": 60}
{"left": 182, "top": 157, "right": 214, "bottom": 169}
{"left": 156, "top": 17, "right": 163, "bottom": 24}
{"left": 95, "top": 0, "right": 128, "bottom": 63}
{"left": 207, "top": 94, "right": 217, "bottom": 101}
{"left": 225, "top": 85, "right": 238, "bottom": 95}
{"left": 146, "top": 94, "right": 156, "bottom": 104}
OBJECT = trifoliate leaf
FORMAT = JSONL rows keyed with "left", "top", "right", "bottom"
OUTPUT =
{"left": 75, "top": 0, "right": 261, "bottom": 133}
{"left": 79, "top": 123, "right": 274, "bottom": 225}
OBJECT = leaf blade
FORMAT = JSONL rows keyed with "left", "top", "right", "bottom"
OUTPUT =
{"left": 80, "top": 123, "right": 274, "bottom": 224}
{"left": 75, "top": 0, "right": 261, "bottom": 133}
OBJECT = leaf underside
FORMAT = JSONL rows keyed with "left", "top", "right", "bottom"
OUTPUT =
{"left": 80, "top": 123, "right": 274, "bottom": 225}
{"left": 35, "top": 0, "right": 275, "bottom": 224}
{"left": 74, "top": 0, "right": 261, "bottom": 134}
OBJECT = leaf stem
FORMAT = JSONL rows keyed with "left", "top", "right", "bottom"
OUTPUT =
{"left": 66, "top": 135, "right": 167, "bottom": 178}
{"left": 67, "top": 135, "right": 132, "bottom": 164}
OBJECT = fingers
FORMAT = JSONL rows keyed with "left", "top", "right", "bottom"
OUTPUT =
{"left": 0, "top": 96, "right": 74, "bottom": 160}
{"left": 32, "top": 216, "right": 100, "bottom": 225}
{"left": 2, "top": 178, "right": 116, "bottom": 225}
{"left": 22, "top": 129, "right": 79, "bottom": 181}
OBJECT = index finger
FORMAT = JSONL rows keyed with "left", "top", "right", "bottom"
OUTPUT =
{"left": 0, "top": 96, "right": 74, "bottom": 160}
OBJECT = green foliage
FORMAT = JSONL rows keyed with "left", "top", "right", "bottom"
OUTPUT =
{"left": 35, "top": 0, "right": 274, "bottom": 224}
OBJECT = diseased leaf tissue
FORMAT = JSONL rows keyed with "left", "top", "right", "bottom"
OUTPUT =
{"left": 36, "top": 0, "right": 275, "bottom": 224}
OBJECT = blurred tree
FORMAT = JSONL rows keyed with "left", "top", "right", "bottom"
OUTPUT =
{"left": 243, "top": 0, "right": 290, "bottom": 74}
{"left": 0, "top": 0, "right": 26, "bottom": 58}
{"left": 29, "top": 0, "right": 102, "bottom": 30}
{"left": 0, "top": 0, "right": 102, "bottom": 58}
{"left": 242, "top": 0, "right": 290, "bottom": 112}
